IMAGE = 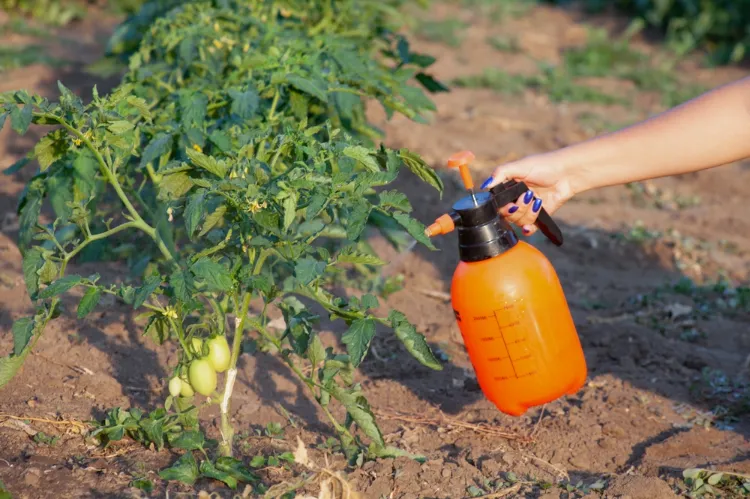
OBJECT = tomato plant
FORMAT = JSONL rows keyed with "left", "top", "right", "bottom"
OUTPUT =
{"left": 0, "top": 0, "right": 449, "bottom": 489}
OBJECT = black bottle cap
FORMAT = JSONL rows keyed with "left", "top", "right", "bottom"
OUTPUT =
{"left": 451, "top": 191, "right": 518, "bottom": 263}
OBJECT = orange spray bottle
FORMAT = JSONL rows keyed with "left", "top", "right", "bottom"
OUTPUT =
{"left": 426, "top": 151, "right": 587, "bottom": 416}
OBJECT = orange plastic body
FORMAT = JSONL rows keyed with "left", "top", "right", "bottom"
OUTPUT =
{"left": 451, "top": 241, "right": 587, "bottom": 416}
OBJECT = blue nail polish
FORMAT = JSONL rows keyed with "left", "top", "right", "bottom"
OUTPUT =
{"left": 532, "top": 198, "right": 542, "bottom": 213}
{"left": 523, "top": 190, "right": 534, "bottom": 204}
{"left": 508, "top": 205, "right": 518, "bottom": 214}
{"left": 480, "top": 177, "right": 493, "bottom": 190}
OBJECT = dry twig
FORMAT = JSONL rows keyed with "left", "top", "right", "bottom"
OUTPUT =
{"left": 374, "top": 409, "right": 530, "bottom": 442}
{"left": 476, "top": 483, "right": 522, "bottom": 498}
{"left": 0, "top": 413, "right": 89, "bottom": 433}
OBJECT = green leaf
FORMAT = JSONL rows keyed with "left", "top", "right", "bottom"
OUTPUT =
{"left": 159, "top": 171, "right": 194, "bottom": 199}
{"left": 282, "top": 194, "right": 297, "bottom": 231}
{"left": 215, "top": 457, "right": 259, "bottom": 483}
{"left": 139, "top": 417, "right": 165, "bottom": 450}
{"left": 38, "top": 275, "right": 82, "bottom": 300}
{"left": 378, "top": 190, "right": 412, "bottom": 212}
{"left": 10, "top": 104, "right": 32, "bottom": 135}
{"left": 184, "top": 190, "right": 206, "bottom": 238}
{"left": 707, "top": 473, "right": 723, "bottom": 485}
{"left": 198, "top": 204, "right": 226, "bottom": 237}
{"left": 170, "top": 431, "right": 205, "bottom": 451}
{"left": 130, "top": 479, "right": 153, "bottom": 493}
{"left": 159, "top": 452, "right": 199, "bottom": 486}
{"left": 3, "top": 156, "right": 29, "bottom": 175}
{"left": 341, "top": 318, "right": 376, "bottom": 367}
{"left": 133, "top": 275, "right": 161, "bottom": 309}
{"left": 416, "top": 72, "right": 450, "bottom": 92}
{"left": 369, "top": 444, "right": 426, "bottom": 463}
{"left": 249, "top": 455, "right": 265, "bottom": 468}
{"left": 335, "top": 246, "right": 385, "bottom": 266}
{"left": 186, "top": 147, "right": 227, "bottom": 179}
{"left": 169, "top": 270, "right": 191, "bottom": 301}
{"left": 400, "top": 85, "right": 436, "bottom": 112}
{"left": 308, "top": 334, "right": 326, "bottom": 366}
{"left": 294, "top": 257, "right": 326, "bottom": 286}
{"left": 343, "top": 146, "right": 380, "bottom": 173}
{"left": 17, "top": 178, "right": 44, "bottom": 251}
{"left": 229, "top": 88, "right": 260, "bottom": 119}
{"left": 22, "top": 248, "right": 44, "bottom": 298}
{"left": 36, "top": 258, "right": 57, "bottom": 285}
{"left": 191, "top": 258, "right": 233, "bottom": 292}
{"left": 139, "top": 133, "right": 173, "bottom": 169}
{"left": 329, "top": 384, "right": 384, "bottom": 447}
{"left": 390, "top": 211, "right": 435, "bottom": 250}
{"left": 11, "top": 317, "right": 34, "bottom": 356}
{"left": 180, "top": 92, "right": 208, "bottom": 128}
{"left": 108, "top": 120, "right": 134, "bottom": 135}
{"left": 683, "top": 469, "right": 702, "bottom": 480}
{"left": 389, "top": 310, "right": 442, "bottom": 370}
{"left": 200, "top": 460, "right": 238, "bottom": 489}
{"left": 399, "top": 149, "right": 443, "bottom": 193}
{"left": 285, "top": 74, "right": 328, "bottom": 102}
{"left": 77, "top": 287, "right": 102, "bottom": 319}
{"left": 346, "top": 201, "right": 371, "bottom": 241}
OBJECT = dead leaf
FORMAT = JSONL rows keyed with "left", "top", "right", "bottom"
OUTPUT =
{"left": 294, "top": 435, "right": 310, "bottom": 468}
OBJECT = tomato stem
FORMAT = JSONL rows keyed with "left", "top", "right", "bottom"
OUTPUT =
{"left": 218, "top": 291, "right": 252, "bottom": 457}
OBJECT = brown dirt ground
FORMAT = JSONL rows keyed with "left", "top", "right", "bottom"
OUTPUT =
{"left": 1, "top": 3, "right": 750, "bottom": 498}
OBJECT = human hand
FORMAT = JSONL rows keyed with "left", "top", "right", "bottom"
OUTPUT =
{"left": 479, "top": 153, "right": 577, "bottom": 236}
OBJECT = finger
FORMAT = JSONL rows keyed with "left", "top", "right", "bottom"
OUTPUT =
{"left": 521, "top": 224, "right": 538, "bottom": 236}
{"left": 500, "top": 189, "right": 535, "bottom": 224}
{"left": 480, "top": 161, "right": 526, "bottom": 190}
{"left": 514, "top": 196, "right": 543, "bottom": 227}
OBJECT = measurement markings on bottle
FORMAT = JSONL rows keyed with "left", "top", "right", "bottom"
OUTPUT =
{"left": 492, "top": 307, "right": 534, "bottom": 380}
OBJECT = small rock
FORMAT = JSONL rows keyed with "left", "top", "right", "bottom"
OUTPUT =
{"left": 26, "top": 397, "right": 38, "bottom": 408}
{"left": 501, "top": 452, "right": 517, "bottom": 466}
{"left": 441, "top": 468, "right": 451, "bottom": 478}
{"left": 24, "top": 468, "right": 41, "bottom": 487}
{"left": 598, "top": 437, "right": 615, "bottom": 450}
{"left": 569, "top": 456, "right": 590, "bottom": 469}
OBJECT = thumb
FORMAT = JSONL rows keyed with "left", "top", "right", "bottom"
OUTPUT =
{"left": 479, "top": 159, "right": 530, "bottom": 190}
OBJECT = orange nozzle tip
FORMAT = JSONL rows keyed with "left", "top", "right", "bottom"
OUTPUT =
{"left": 425, "top": 213, "right": 455, "bottom": 237}
{"left": 447, "top": 151, "right": 476, "bottom": 169}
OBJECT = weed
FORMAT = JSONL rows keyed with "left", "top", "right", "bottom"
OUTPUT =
{"left": 452, "top": 65, "right": 623, "bottom": 104}
{"left": 486, "top": 34, "right": 520, "bottom": 52}
{"left": 413, "top": 18, "right": 467, "bottom": 47}
{"left": 452, "top": 68, "right": 528, "bottom": 94}
{"left": 0, "top": 45, "right": 62, "bottom": 72}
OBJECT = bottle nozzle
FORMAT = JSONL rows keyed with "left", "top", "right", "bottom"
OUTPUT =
{"left": 425, "top": 213, "right": 456, "bottom": 238}
{"left": 448, "top": 150, "right": 478, "bottom": 205}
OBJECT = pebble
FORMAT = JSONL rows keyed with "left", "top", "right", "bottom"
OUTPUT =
{"left": 23, "top": 468, "right": 41, "bottom": 487}
{"left": 441, "top": 468, "right": 451, "bottom": 478}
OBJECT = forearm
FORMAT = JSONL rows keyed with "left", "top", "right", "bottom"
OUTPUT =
{"left": 553, "top": 76, "right": 750, "bottom": 194}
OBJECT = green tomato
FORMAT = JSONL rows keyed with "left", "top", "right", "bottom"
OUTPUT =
{"left": 168, "top": 376, "right": 182, "bottom": 398}
{"left": 191, "top": 337, "right": 204, "bottom": 356}
{"left": 207, "top": 335, "right": 231, "bottom": 373}
{"left": 189, "top": 359, "right": 217, "bottom": 396}
{"left": 179, "top": 375, "right": 194, "bottom": 397}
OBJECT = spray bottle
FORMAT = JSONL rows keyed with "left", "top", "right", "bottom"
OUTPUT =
{"left": 425, "top": 151, "right": 587, "bottom": 416}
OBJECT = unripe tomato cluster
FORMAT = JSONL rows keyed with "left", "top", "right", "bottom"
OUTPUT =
{"left": 168, "top": 335, "right": 232, "bottom": 398}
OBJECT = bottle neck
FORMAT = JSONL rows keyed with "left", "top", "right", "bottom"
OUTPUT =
{"left": 457, "top": 217, "right": 519, "bottom": 262}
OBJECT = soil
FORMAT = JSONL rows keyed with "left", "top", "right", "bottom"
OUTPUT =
{"left": 1, "top": 3, "right": 750, "bottom": 499}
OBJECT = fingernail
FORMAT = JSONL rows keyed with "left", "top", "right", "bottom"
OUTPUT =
{"left": 508, "top": 205, "right": 518, "bottom": 214}
{"left": 532, "top": 198, "right": 542, "bottom": 213}
{"left": 523, "top": 190, "right": 534, "bottom": 204}
{"left": 522, "top": 226, "right": 532, "bottom": 234}
{"left": 480, "top": 176, "right": 493, "bottom": 190}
